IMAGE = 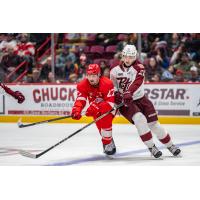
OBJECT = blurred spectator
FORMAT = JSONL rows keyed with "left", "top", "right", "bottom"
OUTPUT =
{"left": 68, "top": 48, "right": 77, "bottom": 63}
{"left": 151, "top": 73, "right": 161, "bottom": 82}
{"left": 170, "top": 42, "right": 186, "bottom": 65}
{"left": 0, "top": 45, "right": 22, "bottom": 82}
{"left": 55, "top": 46, "right": 69, "bottom": 77}
{"left": 102, "top": 67, "right": 110, "bottom": 78}
{"left": 74, "top": 53, "right": 88, "bottom": 80}
{"left": 42, "top": 72, "right": 60, "bottom": 83}
{"left": 40, "top": 57, "right": 52, "bottom": 81}
{"left": 0, "top": 33, "right": 8, "bottom": 52}
{"left": 128, "top": 33, "right": 137, "bottom": 44}
{"left": 99, "top": 60, "right": 107, "bottom": 71}
{"left": 169, "top": 33, "right": 181, "bottom": 52}
{"left": 161, "top": 65, "right": 175, "bottom": 82}
{"left": 27, "top": 68, "right": 41, "bottom": 83}
{"left": 174, "top": 69, "right": 185, "bottom": 82}
{"left": 6, "top": 34, "right": 17, "bottom": 49}
{"left": 147, "top": 34, "right": 166, "bottom": 44}
{"left": 95, "top": 34, "right": 117, "bottom": 46}
{"left": 2, "top": 33, "right": 199, "bottom": 84}
{"left": 14, "top": 33, "right": 35, "bottom": 73}
{"left": 188, "top": 66, "right": 200, "bottom": 82}
{"left": 68, "top": 73, "right": 78, "bottom": 83}
{"left": 14, "top": 33, "right": 35, "bottom": 57}
{"left": 174, "top": 52, "right": 197, "bottom": 79}
{"left": 0, "top": 33, "right": 17, "bottom": 55}
{"left": 63, "top": 33, "right": 81, "bottom": 42}
{"left": 145, "top": 57, "right": 162, "bottom": 82}
{"left": 184, "top": 33, "right": 200, "bottom": 62}
{"left": 55, "top": 46, "right": 76, "bottom": 77}
{"left": 155, "top": 47, "right": 170, "bottom": 69}
{"left": 47, "top": 72, "right": 55, "bottom": 83}
{"left": 116, "top": 34, "right": 129, "bottom": 52}
{"left": 65, "top": 57, "right": 76, "bottom": 81}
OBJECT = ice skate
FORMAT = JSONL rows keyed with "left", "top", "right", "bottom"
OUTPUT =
{"left": 149, "top": 144, "right": 162, "bottom": 158}
{"left": 103, "top": 139, "right": 116, "bottom": 156}
{"left": 168, "top": 144, "right": 181, "bottom": 156}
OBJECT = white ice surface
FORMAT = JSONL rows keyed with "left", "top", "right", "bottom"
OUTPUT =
{"left": 0, "top": 123, "right": 200, "bottom": 166}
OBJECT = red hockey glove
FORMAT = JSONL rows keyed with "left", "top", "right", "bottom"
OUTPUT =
{"left": 114, "top": 91, "right": 123, "bottom": 105}
{"left": 71, "top": 107, "right": 82, "bottom": 120}
{"left": 86, "top": 102, "right": 100, "bottom": 117}
{"left": 14, "top": 91, "right": 25, "bottom": 104}
{"left": 123, "top": 91, "right": 133, "bottom": 106}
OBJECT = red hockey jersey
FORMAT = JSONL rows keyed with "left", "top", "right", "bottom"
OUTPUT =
{"left": 74, "top": 76, "right": 115, "bottom": 111}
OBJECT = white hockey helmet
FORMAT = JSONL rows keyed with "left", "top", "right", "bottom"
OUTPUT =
{"left": 122, "top": 44, "right": 137, "bottom": 59}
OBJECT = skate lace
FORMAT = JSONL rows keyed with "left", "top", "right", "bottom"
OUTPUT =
{"left": 150, "top": 146, "right": 159, "bottom": 155}
{"left": 168, "top": 145, "right": 177, "bottom": 153}
{"left": 105, "top": 142, "right": 115, "bottom": 152}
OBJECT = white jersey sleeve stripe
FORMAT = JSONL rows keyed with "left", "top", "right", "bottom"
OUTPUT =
{"left": 77, "top": 97, "right": 87, "bottom": 101}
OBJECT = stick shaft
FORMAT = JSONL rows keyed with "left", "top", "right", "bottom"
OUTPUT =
{"left": 19, "top": 115, "right": 72, "bottom": 128}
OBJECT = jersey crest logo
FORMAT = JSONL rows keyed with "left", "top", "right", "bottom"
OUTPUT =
{"left": 117, "top": 77, "right": 132, "bottom": 92}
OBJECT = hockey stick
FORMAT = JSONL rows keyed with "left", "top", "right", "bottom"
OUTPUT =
{"left": 18, "top": 110, "right": 87, "bottom": 128}
{"left": 18, "top": 115, "right": 73, "bottom": 128}
{"left": 19, "top": 103, "right": 123, "bottom": 159}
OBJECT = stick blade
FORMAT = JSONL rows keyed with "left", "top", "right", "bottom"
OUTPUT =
{"left": 17, "top": 118, "right": 24, "bottom": 128}
{"left": 19, "top": 150, "right": 37, "bottom": 159}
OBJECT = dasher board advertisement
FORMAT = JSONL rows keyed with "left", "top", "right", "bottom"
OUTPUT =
{"left": 1, "top": 83, "right": 200, "bottom": 117}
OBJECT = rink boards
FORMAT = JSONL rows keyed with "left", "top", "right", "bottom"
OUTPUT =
{"left": 0, "top": 83, "right": 200, "bottom": 124}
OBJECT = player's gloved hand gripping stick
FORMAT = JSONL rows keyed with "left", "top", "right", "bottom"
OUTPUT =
{"left": 19, "top": 103, "right": 124, "bottom": 159}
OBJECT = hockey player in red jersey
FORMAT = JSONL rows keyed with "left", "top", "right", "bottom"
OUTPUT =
{"left": 0, "top": 83, "right": 25, "bottom": 104}
{"left": 110, "top": 44, "right": 181, "bottom": 158}
{"left": 71, "top": 64, "right": 116, "bottom": 155}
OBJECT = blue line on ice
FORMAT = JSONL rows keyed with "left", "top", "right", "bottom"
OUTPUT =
{"left": 46, "top": 140, "right": 200, "bottom": 166}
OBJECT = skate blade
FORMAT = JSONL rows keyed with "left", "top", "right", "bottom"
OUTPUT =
{"left": 105, "top": 154, "right": 116, "bottom": 159}
{"left": 150, "top": 154, "right": 163, "bottom": 160}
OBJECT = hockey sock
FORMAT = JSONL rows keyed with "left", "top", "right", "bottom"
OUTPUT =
{"left": 132, "top": 112, "right": 154, "bottom": 148}
{"left": 101, "top": 127, "right": 112, "bottom": 145}
{"left": 148, "top": 121, "right": 173, "bottom": 147}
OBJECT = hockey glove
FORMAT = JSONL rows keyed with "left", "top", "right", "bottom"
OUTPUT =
{"left": 86, "top": 101, "right": 100, "bottom": 117}
{"left": 114, "top": 91, "right": 123, "bottom": 105}
{"left": 71, "top": 107, "right": 82, "bottom": 120}
{"left": 14, "top": 91, "right": 25, "bottom": 104}
{"left": 123, "top": 91, "right": 133, "bottom": 106}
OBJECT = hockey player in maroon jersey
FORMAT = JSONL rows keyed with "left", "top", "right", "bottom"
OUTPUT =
{"left": 0, "top": 83, "right": 25, "bottom": 104}
{"left": 71, "top": 64, "right": 116, "bottom": 155}
{"left": 110, "top": 45, "right": 181, "bottom": 158}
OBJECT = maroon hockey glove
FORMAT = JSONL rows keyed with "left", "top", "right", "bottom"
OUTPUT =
{"left": 0, "top": 83, "right": 25, "bottom": 104}
{"left": 114, "top": 91, "right": 123, "bottom": 105}
{"left": 71, "top": 106, "right": 82, "bottom": 120}
{"left": 14, "top": 91, "right": 25, "bottom": 104}
{"left": 86, "top": 102, "right": 100, "bottom": 117}
{"left": 123, "top": 91, "right": 133, "bottom": 106}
